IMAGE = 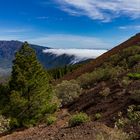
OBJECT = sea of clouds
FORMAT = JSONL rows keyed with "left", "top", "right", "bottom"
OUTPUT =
{"left": 43, "top": 48, "right": 107, "bottom": 64}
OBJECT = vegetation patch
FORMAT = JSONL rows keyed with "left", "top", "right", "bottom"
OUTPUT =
{"left": 0, "top": 115, "right": 10, "bottom": 133}
{"left": 94, "top": 113, "right": 102, "bottom": 120}
{"left": 128, "top": 73, "right": 140, "bottom": 80}
{"left": 46, "top": 115, "right": 57, "bottom": 126}
{"left": 55, "top": 80, "right": 82, "bottom": 106}
{"left": 69, "top": 112, "right": 90, "bottom": 127}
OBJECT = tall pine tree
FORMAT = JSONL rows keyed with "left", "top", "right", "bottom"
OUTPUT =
{"left": 9, "top": 42, "right": 55, "bottom": 127}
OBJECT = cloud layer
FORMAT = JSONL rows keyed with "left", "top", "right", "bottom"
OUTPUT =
{"left": 43, "top": 48, "right": 107, "bottom": 63}
{"left": 56, "top": 0, "right": 140, "bottom": 21}
{"left": 119, "top": 25, "right": 140, "bottom": 30}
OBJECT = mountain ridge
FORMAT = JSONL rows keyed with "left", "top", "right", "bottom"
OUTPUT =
{"left": 59, "top": 33, "right": 140, "bottom": 81}
{"left": 0, "top": 41, "right": 93, "bottom": 76}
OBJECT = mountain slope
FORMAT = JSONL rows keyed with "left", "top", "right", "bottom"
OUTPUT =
{"left": 0, "top": 35, "right": 140, "bottom": 140}
{"left": 1, "top": 34, "right": 140, "bottom": 140}
{"left": 59, "top": 33, "right": 140, "bottom": 81}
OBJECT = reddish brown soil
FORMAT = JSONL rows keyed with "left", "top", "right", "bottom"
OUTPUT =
{"left": 1, "top": 80, "right": 139, "bottom": 140}
{"left": 68, "top": 80, "right": 140, "bottom": 127}
{"left": 0, "top": 122, "right": 116, "bottom": 140}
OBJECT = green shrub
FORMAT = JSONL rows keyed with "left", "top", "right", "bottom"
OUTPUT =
{"left": 77, "top": 67, "right": 114, "bottom": 89}
{"left": 9, "top": 118, "right": 20, "bottom": 129}
{"left": 128, "top": 54, "right": 140, "bottom": 67}
{"left": 99, "top": 87, "right": 110, "bottom": 98}
{"left": 0, "top": 115, "right": 10, "bottom": 133}
{"left": 45, "top": 102, "right": 59, "bottom": 114}
{"left": 121, "top": 77, "right": 131, "bottom": 87}
{"left": 127, "top": 105, "right": 140, "bottom": 123}
{"left": 128, "top": 73, "right": 140, "bottom": 80}
{"left": 69, "top": 112, "right": 90, "bottom": 127}
{"left": 77, "top": 73, "right": 93, "bottom": 88}
{"left": 115, "top": 105, "right": 140, "bottom": 129}
{"left": 95, "top": 113, "right": 102, "bottom": 120}
{"left": 55, "top": 80, "right": 82, "bottom": 106}
{"left": 78, "top": 66, "right": 126, "bottom": 89}
{"left": 46, "top": 116, "right": 57, "bottom": 125}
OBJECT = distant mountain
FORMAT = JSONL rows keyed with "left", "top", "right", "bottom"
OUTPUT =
{"left": 0, "top": 41, "right": 106, "bottom": 76}
{"left": 0, "top": 41, "right": 76, "bottom": 74}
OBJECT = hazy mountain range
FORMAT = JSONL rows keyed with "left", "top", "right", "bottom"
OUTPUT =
{"left": 0, "top": 40, "right": 107, "bottom": 76}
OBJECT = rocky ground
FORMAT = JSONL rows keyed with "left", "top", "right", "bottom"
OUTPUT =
{"left": 0, "top": 122, "right": 127, "bottom": 140}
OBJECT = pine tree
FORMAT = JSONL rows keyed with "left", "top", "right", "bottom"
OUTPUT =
{"left": 9, "top": 42, "right": 55, "bottom": 127}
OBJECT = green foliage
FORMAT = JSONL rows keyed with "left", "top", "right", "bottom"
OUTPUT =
{"left": 99, "top": 87, "right": 110, "bottom": 98}
{"left": 95, "top": 113, "right": 102, "bottom": 120}
{"left": 46, "top": 115, "right": 57, "bottom": 125}
{"left": 9, "top": 118, "right": 20, "bottom": 129}
{"left": 108, "top": 45, "right": 140, "bottom": 68}
{"left": 48, "top": 64, "right": 83, "bottom": 80}
{"left": 0, "top": 84, "right": 9, "bottom": 113}
{"left": 128, "top": 73, "right": 140, "bottom": 80}
{"left": 127, "top": 105, "right": 140, "bottom": 123}
{"left": 121, "top": 76, "right": 131, "bottom": 87}
{"left": 45, "top": 100, "right": 60, "bottom": 114}
{"left": 0, "top": 115, "right": 10, "bottom": 133}
{"left": 69, "top": 112, "right": 90, "bottom": 127}
{"left": 7, "top": 42, "right": 56, "bottom": 127}
{"left": 77, "top": 67, "right": 119, "bottom": 89}
{"left": 55, "top": 80, "right": 82, "bottom": 106}
{"left": 115, "top": 105, "right": 140, "bottom": 129}
{"left": 128, "top": 54, "right": 140, "bottom": 67}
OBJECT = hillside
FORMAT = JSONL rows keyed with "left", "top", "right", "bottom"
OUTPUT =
{"left": 0, "top": 34, "right": 140, "bottom": 140}
{"left": 59, "top": 33, "right": 140, "bottom": 81}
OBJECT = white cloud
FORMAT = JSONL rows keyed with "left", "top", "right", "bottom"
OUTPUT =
{"left": 36, "top": 16, "right": 49, "bottom": 19}
{"left": 0, "top": 28, "right": 30, "bottom": 33}
{"left": 55, "top": 0, "right": 140, "bottom": 21}
{"left": 119, "top": 25, "right": 140, "bottom": 30}
{"left": 43, "top": 48, "right": 107, "bottom": 63}
{"left": 28, "top": 34, "right": 111, "bottom": 49}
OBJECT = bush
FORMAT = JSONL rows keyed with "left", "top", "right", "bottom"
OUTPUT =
{"left": 45, "top": 96, "right": 60, "bottom": 114}
{"left": 121, "top": 77, "right": 131, "bottom": 87}
{"left": 46, "top": 115, "right": 57, "bottom": 125}
{"left": 127, "top": 105, "right": 140, "bottom": 123}
{"left": 77, "top": 66, "right": 124, "bottom": 89}
{"left": 128, "top": 54, "right": 140, "bottom": 67}
{"left": 9, "top": 118, "right": 20, "bottom": 129}
{"left": 115, "top": 105, "right": 140, "bottom": 129}
{"left": 95, "top": 113, "right": 102, "bottom": 120}
{"left": 55, "top": 80, "right": 82, "bottom": 106}
{"left": 69, "top": 112, "right": 90, "bottom": 127}
{"left": 99, "top": 87, "right": 110, "bottom": 98}
{"left": 0, "top": 115, "right": 10, "bottom": 133}
{"left": 128, "top": 73, "right": 140, "bottom": 80}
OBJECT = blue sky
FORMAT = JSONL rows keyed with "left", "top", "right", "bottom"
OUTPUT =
{"left": 0, "top": 0, "right": 140, "bottom": 49}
